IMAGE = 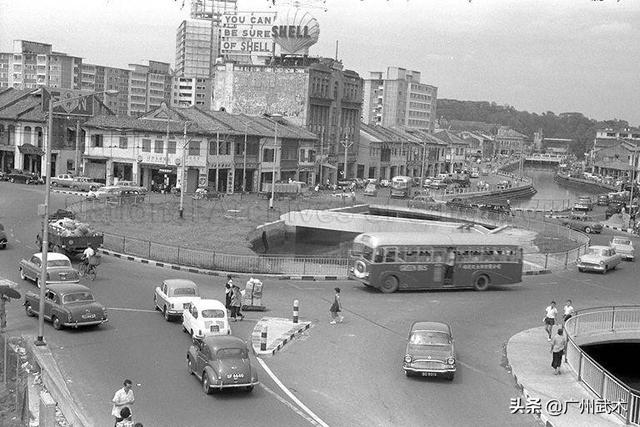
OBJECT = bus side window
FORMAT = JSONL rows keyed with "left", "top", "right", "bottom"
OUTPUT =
{"left": 396, "top": 247, "right": 406, "bottom": 263}
{"left": 405, "top": 248, "right": 418, "bottom": 263}
{"left": 384, "top": 247, "right": 397, "bottom": 263}
{"left": 374, "top": 248, "right": 383, "bottom": 263}
{"left": 418, "top": 247, "right": 431, "bottom": 262}
{"left": 433, "top": 250, "right": 444, "bottom": 263}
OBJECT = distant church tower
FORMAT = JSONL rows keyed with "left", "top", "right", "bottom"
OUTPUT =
{"left": 533, "top": 128, "right": 544, "bottom": 151}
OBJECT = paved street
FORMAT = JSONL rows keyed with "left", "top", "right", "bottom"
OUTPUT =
{"left": 1, "top": 181, "right": 639, "bottom": 426}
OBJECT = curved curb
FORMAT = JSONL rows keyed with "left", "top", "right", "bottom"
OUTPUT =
{"left": 250, "top": 317, "right": 312, "bottom": 356}
{"left": 97, "top": 248, "right": 348, "bottom": 281}
{"left": 25, "top": 336, "right": 94, "bottom": 427}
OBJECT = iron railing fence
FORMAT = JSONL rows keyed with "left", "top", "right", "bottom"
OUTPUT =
{"left": 565, "top": 306, "right": 640, "bottom": 425}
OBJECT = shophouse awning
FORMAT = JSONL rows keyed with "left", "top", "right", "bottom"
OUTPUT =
{"left": 18, "top": 144, "right": 44, "bottom": 156}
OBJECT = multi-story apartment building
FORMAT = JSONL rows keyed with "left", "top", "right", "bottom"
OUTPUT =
{"left": 0, "top": 53, "right": 10, "bottom": 88}
{"left": 363, "top": 67, "right": 438, "bottom": 132}
{"left": 211, "top": 57, "right": 363, "bottom": 185}
{"left": 81, "top": 63, "right": 130, "bottom": 116}
{"left": 171, "top": 76, "right": 211, "bottom": 109}
{"left": 175, "top": 20, "right": 213, "bottom": 78}
{"left": 127, "top": 61, "right": 172, "bottom": 117}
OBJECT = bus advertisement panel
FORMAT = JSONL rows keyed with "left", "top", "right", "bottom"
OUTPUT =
{"left": 349, "top": 232, "right": 523, "bottom": 293}
{"left": 390, "top": 176, "right": 413, "bottom": 198}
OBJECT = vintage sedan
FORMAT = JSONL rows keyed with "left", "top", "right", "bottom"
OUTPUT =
{"left": 23, "top": 283, "right": 108, "bottom": 329}
{"left": 187, "top": 336, "right": 258, "bottom": 393}
{"left": 70, "top": 177, "right": 102, "bottom": 192}
{"left": 182, "top": 299, "right": 230, "bottom": 339}
{"left": 403, "top": 321, "right": 456, "bottom": 380}
{"left": 561, "top": 214, "right": 603, "bottom": 234}
{"left": 154, "top": 279, "right": 201, "bottom": 321}
{"left": 19, "top": 253, "right": 79, "bottom": 287}
{"left": 0, "top": 223, "right": 7, "bottom": 249}
{"left": 577, "top": 246, "right": 622, "bottom": 273}
{"left": 363, "top": 183, "right": 378, "bottom": 197}
{"left": 51, "top": 173, "right": 76, "bottom": 188}
{"left": 609, "top": 237, "right": 635, "bottom": 261}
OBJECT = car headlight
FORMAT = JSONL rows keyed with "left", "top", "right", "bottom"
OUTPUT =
{"left": 170, "top": 303, "right": 174, "bottom": 309}
{"left": 599, "top": 261, "right": 604, "bottom": 265}
{"left": 404, "top": 355, "right": 412, "bottom": 363}
{"left": 446, "top": 357, "right": 455, "bottom": 365}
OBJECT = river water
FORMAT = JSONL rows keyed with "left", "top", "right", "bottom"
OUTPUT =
{"left": 510, "top": 166, "right": 606, "bottom": 210}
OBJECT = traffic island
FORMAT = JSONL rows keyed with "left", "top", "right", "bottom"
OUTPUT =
{"left": 251, "top": 317, "right": 311, "bottom": 356}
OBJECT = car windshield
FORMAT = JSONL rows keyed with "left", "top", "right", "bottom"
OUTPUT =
{"left": 47, "top": 259, "right": 71, "bottom": 268}
{"left": 217, "top": 348, "right": 247, "bottom": 359}
{"left": 351, "top": 242, "right": 374, "bottom": 261}
{"left": 201, "top": 309, "right": 225, "bottom": 318}
{"left": 587, "top": 248, "right": 606, "bottom": 256}
{"left": 612, "top": 239, "right": 631, "bottom": 246}
{"left": 410, "top": 331, "right": 450, "bottom": 346}
{"left": 62, "top": 292, "right": 95, "bottom": 304}
{"left": 173, "top": 287, "right": 197, "bottom": 296}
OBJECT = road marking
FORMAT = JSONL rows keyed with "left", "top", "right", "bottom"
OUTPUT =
{"left": 260, "top": 383, "right": 318, "bottom": 426}
{"left": 107, "top": 307, "right": 158, "bottom": 313}
{"left": 257, "top": 357, "right": 329, "bottom": 427}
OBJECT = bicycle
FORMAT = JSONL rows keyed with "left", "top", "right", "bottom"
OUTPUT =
{"left": 79, "top": 255, "right": 100, "bottom": 281}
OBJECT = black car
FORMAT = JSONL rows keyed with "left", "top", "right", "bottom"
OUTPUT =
{"left": 5, "top": 170, "right": 43, "bottom": 184}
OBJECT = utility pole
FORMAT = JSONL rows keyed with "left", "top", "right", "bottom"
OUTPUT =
{"left": 420, "top": 141, "right": 427, "bottom": 188}
{"left": 74, "top": 120, "right": 81, "bottom": 175}
{"left": 629, "top": 149, "right": 637, "bottom": 229}
{"left": 242, "top": 121, "right": 248, "bottom": 192}
{"left": 179, "top": 121, "right": 188, "bottom": 219}
{"left": 318, "top": 126, "right": 324, "bottom": 186}
{"left": 340, "top": 130, "right": 354, "bottom": 181}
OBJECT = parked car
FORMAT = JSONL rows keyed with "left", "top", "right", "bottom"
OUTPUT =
{"left": 187, "top": 336, "right": 258, "bottom": 393}
{"left": 470, "top": 171, "right": 479, "bottom": 179}
{"left": 363, "top": 183, "right": 378, "bottom": 197}
{"left": 6, "top": 170, "right": 43, "bottom": 184}
{"left": 577, "top": 246, "right": 622, "bottom": 273}
{"left": 428, "top": 179, "right": 448, "bottom": 190}
{"left": 0, "top": 223, "right": 7, "bottom": 249}
{"left": 70, "top": 177, "right": 102, "bottom": 192}
{"left": 23, "top": 283, "right": 108, "bottom": 330}
{"left": 19, "top": 252, "right": 80, "bottom": 288}
{"left": 496, "top": 180, "right": 511, "bottom": 190}
{"left": 182, "top": 299, "right": 231, "bottom": 339}
{"left": 446, "top": 197, "right": 473, "bottom": 209}
{"left": 597, "top": 194, "right": 610, "bottom": 206}
{"left": 154, "top": 279, "right": 202, "bottom": 321}
{"left": 116, "top": 180, "right": 148, "bottom": 194}
{"left": 379, "top": 179, "right": 391, "bottom": 188}
{"left": 606, "top": 202, "right": 624, "bottom": 219}
{"left": 51, "top": 174, "right": 76, "bottom": 188}
{"left": 609, "top": 237, "right": 635, "bottom": 261}
{"left": 403, "top": 321, "right": 456, "bottom": 380}
{"left": 561, "top": 213, "right": 603, "bottom": 234}
{"left": 408, "top": 195, "right": 442, "bottom": 210}
{"left": 572, "top": 196, "right": 593, "bottom": 212}
{"left": 106, "top": 189, "right": 145, "bottom": 205}
{"left": 87, "top": 186, "right": 123, "bottom": 199}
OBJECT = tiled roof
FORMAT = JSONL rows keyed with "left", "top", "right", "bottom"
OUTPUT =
{"left": 0, "top": 96, "right": 44, "bottom": 121}
{"left": 496, "top": 127, "right": 528, "bottom": 139}
{"left": 434, "top": 130, "right": 469, "bottom": 146}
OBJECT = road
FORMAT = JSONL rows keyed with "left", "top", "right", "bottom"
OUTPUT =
{"left": 1, "top": 181, "right": 638, "bottom": 427}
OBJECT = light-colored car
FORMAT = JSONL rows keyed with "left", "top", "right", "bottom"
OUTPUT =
{"left": 116, "top": 180, "right": 148, "bottom": 193}
{"left": 403, "top": 321, "right": 456, "bottom": 380}
{"left": 182, "top": 299, "right": 231, "bottom": 339}
{"left": 154, "top": 279, "right": 202, "bottom": 320}
{"left": 51, "top": 174, "right": 75, "bottom": 188}
{"left": 363, "top": 183, "right": 378, "bottom": 197}
{"left": 19, "top": 252, "right": 80, "bottom": 288}
{"left": 70, "top": 177, "right": 102, "bottom": 192}
{"left": 87, "top": 186, "right": 123, "bottom": 199}
{"left": 577, "top": 246, "right": 622, "bottom": 273}
{"left": 609, "top": 237, "right": 634, "bottom": 261}
{"left": 379, "top": 179, "right": 391, "bottom": 187}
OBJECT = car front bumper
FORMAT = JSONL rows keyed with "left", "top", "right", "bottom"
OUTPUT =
{"left": 64, "top": 318, "right": 108, "bottom": 328}
{"left": 577, "top": 263, "right": 605, "bottom": 272}
{"left": 403, "top": 365, "right": 456, "bottom": 374}
{"left": 211, "top": 379, "right": 259, "bottom": 389}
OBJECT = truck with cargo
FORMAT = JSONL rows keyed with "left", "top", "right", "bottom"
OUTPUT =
{"left": 38, "top": 218, "right": 103, "bottom": 256}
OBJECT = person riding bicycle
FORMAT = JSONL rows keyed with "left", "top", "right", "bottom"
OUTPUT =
{"left": 82, "top": 244, "right": 96, "bottom": 271}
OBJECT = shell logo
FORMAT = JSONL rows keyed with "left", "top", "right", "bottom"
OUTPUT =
{"left": 272, "top": 8, "right": 320, "bottom": 55}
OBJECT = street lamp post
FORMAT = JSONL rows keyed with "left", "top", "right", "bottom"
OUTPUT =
{"left": 36, "top": 89, "right": 117, "bottom": 346}
{"left": 179, "top": 121, "right": 189, "bottom": 219}
{"left": 340, "top": 132, "right": 354, "bottom": 181}
{"left": 263, "top": 114, "right": 283, "bottom": 209}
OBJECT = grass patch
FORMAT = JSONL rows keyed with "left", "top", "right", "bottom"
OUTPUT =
{"left": 533, "top": 232, "right": 582, "bottom": 253}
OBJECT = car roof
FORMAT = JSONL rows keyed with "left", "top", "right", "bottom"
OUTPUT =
{"left": 354, "top": 232, "right": 519, "bottom": 248}
{"left": 163, "top": 279, "right": 198, "bottom": 290}
{"left": 34, "top": 252, "right": 71, "bottom": 262}
{"left": 203, "top": 335, "right": 247, "bottom": 352}
{"left": 46, "top": 283, "right": 92, "bottom": 294}
{"left": 410, "top": 321, "right": 451, "bottom": 334}
{"left": 192, "top": 299, "right": 225, "bottom": 310}
{"left": 588, "top": 245, "right": 611, "bottom": 250}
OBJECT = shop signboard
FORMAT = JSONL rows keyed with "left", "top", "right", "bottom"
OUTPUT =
{"left": 272, "top": 8, "right": 320, "bottom": 55}
{"left": 221, "top": 12, "right": 276, "bottom": 54}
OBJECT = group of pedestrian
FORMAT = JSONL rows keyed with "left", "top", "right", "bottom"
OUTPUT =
{"left": 543, "top": 299, "right": 575, "bottom": 375}
{"left": 225, "top": 275, "right": 244, "bottom": 321}
{"left": 111, "top": 379, "right": 143, "bottom": 427}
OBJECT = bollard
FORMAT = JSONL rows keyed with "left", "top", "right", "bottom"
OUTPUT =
{"left": 260, "top": 325, "right": 268, "bottom": 351}
{"left": 293, "top": 299, "right": 299, "bottom": 324}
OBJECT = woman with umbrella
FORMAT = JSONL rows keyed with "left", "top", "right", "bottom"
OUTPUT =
{"left": 0, "top": 282, "right": 22, "bottom": 333}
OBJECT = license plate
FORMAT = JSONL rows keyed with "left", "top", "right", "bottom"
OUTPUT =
{"left": 210, "top": 325, "right": 219, "bottom": 333}
{"left": 422, "top": 372, "right": 437, "bottom": 377}
{"left": 81, "top": 313, "right": 96, "bottom": 319}
{"left": 183, "top": 303, "right": 190, "bottom": 309}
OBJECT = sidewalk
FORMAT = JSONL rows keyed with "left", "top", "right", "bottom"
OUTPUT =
{"left": 250, "top": 317, "right": 311, "bottom": 356}
{"left": 506, "top": 327, "right": 623, "bottom": 427}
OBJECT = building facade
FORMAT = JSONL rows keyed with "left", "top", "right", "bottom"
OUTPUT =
{"left": 175, "top": 20, "right": 213, "bottom": 78}
{"left": 127, "top": 62, "right": 173, "bottom": 117}
{"left": 82, "top": 104, "right": 317, "bottom": 193}
{"left": 362, "top": 67, "right": 438, "bottom": 132}
{"left": 81, "top": 63, "right": 131, "bottom": 116}
{"left": 171, "top": 76, "right": 211, "bottom": 109}
{"left": 494, "top": 126, "right": 529, "bottom": 156}
{"left": 211, "top": 58, "right": 363, "bottom": 185}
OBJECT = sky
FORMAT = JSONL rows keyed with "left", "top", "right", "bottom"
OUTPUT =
{"left": 1, "top": 0, "right": 639, "bottom": 125}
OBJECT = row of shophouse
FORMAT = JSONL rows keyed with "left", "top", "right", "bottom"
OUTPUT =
{"left": 0, "top": 86, "right": 537, "bottom": 192}
{"left": 588, "top": 127, "right": 640, "bottom": 180}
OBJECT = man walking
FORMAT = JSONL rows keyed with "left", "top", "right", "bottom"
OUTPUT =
{"left": 563, "top": 299, "right": 575, "bottom": 325}
{"left": 230, "top": 283, "right": 243, "bottom": 321}
{"left": 543, "top": 301, "right": 557, "bottom": 341}
{"left": 550, "top": 328, "right": 567, "bottom": 375}
{"left": 112, "top": 379, "right": 135, "bottom": 427}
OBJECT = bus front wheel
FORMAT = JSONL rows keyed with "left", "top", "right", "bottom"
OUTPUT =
{"left": 380, "top": 275, "right": 399, "bottom": 293}
{"left": 473, "top": 274, "right": 490, "bottom": 291}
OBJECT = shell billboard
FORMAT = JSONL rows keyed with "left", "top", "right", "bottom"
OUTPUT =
{"left": 272, "top": 8, "right": 320, "bottom": 55}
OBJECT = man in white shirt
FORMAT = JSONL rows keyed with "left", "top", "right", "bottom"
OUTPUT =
{"left": 563, "top": 299, "right": 575, "bottom": 324}
{"left": 82, "top": 244, "right": 95, "bottom": 263}
{"left": 112, "top": 379, "right": 134, "bottom": 426}
{"left": 543, "top": 301, "right": 557, "bottom": 341}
